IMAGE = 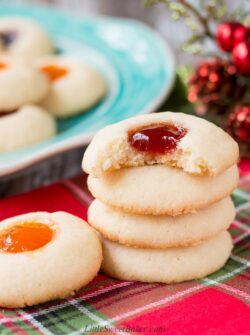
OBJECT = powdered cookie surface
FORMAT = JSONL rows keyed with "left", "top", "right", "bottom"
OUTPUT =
{"left": 37, "top": 56, "right": 107, "bottom": 117}
{"left": 0, "top": 17, "right": 53, "bottom": 61}
{"left": 88, "top": 197, "right": 235, "bottom": 248}
{"left": 0, "top": 56, "right": 49, "bottom": 110}
{"left": 0, "top": 211, "right": 102, "bottom": 308}
{"left": 101, "top": 231, "right": 232, "bottom": 283}
{"left": 0, "top": 105, "right": 56, "bottom": 152}
{"left": 83, "top": 112, "right": 239, "bottom": 177}
{"left": 88, "top": 165, "right": 239, "bottom": 215}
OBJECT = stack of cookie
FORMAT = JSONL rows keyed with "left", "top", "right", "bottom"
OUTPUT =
{"left": 83, "top": 112, "right": 239, "bottom": 283}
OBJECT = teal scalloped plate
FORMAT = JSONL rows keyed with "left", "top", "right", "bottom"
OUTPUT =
{"left": 0, "top": 3, "right": 175, "bottom": 176}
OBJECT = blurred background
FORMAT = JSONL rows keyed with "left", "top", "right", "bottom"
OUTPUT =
{"left": 5, "top": 0, "right": 250, "bottom": 65}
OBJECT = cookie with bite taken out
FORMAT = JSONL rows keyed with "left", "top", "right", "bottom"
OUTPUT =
{"left": 83, "top": 112, "right": 239, "bottom": 177}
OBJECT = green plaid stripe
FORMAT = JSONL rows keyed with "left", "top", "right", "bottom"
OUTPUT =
{"left": 0, "top": 320, "right": 41, "bottom": 335}
{"left": 200, "top": 188, "right": 250, "bottom": 306}
{"left": 33, "top": 302, "right": 114, "bottom": 335}
{"left": 0, "top": 187, "right": 249, "bottom": 335}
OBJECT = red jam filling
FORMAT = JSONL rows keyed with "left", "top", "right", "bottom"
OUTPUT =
{"left": 0, "top": 222, "right": 54, "bottom": 253}
{"left": 40, "top": 64, "right": 68, "bottom": 81}
{"left": 128, "top": 124, "right": 187, "bottom": 154}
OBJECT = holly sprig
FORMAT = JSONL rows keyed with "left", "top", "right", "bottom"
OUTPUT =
{"left": 144, "top": 0, "right": 250, "bottom": 54}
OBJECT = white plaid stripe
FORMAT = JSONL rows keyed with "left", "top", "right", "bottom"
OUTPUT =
{"left": 232, "top": 218, "right": 250, "bottom": 243}
{"left": 15, "top": 310, "right": 54, "bottom": 335}
{"left": 233, "top": 220, "right": 250, "bottom": 231}
{"left": 62, "top": 181, "right": 92, "bottom": 206}
{"left": 236, "top": 201, "right": 250, "bottom": 212}
{"left": 0, "top": 233, "right": 248, "bottom": 334}
{"left": 233, "top": 231, "right": 250, "bottom": 244}
{"left": 69, "top": 299, "right": 130, "bottom": 335}
{"left": 234, "top": 189, "right": 250, "bottom": 201}
{"left": 202, "top": 279, "right": 250, "bottom": 302}
{"left": 2, "top": 252, "right": 247, "bottom": 335}
{"left": 1, "top": 186, "right": 249, "bottom": 334}
{"left": 0, "top": 282, "right": 135, "bottom": 335}
{"left": 69, "top": 285, "right": 205, "bottom": 335}
{"left": 69, "top": 261, "right": 249, "bottom": 334}
{"left": 0, "top": 282, "right": 134, "bottom": 325}
{"left": 230, "top": 254, "right": 250, "bottom": 266}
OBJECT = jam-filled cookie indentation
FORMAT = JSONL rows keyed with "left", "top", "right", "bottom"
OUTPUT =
{"left": 0, "top": 30, "right": 17, "bottom": 47}
{"left": 0, "top": 222, "right": 54, "bottom": 253}
{"left": 0, "top": 62, "right": 7, "bottom": 70}
{"left": 40, "top": 64, "right": 68, "bottom": 81}
{"left": 128, "top": 124, "right": 187, "bottom": 154}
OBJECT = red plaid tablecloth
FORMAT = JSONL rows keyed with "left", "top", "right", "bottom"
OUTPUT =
{"left": 0, "top": 161, "right": 249, "bottom": 335}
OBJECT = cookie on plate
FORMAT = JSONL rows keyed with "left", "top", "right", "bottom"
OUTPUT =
{"left": 0, "top": 105, "right": 56, "bottom": 152}
{"left": 0, "top": 56, "right": 49, "bottom": 111}
{"left": 88, "top": 164, "right": 239, "bottom": 215}
{"left": 0, "top": 211, "right": 102, "bottom": 308}
{"left": 88, "top": 197, "right": 235, "bottom": 248}
{"left": 101, "top": 231, "right": 232, "bottom": 283}
{"left": 83, "top": 112, "right": 239, "bottom": 177}
{"left": 0, "top": 17, "right": 53, "bottom": 61}
{"left": 36, "top": 56, "right": 107, "bottom": 117}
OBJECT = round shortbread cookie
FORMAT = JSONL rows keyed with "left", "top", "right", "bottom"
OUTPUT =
{"left": 0, "top": 56, "right": 49, "bottom": 110}
{"left": 101, "top": 231, "right": 233, "bottom": 283}
{"left": 0, "top": 211, "right": 102, "bottom": 308}
{"left": 0, "top": 105, "right": 56, "bottom": 152}
{"left": 87, "top": 165, "right": 239, "bottom": 216}
{"left": 36, "top": 56, "right": 107, "bottom": 117}
{"left": 88, "top": 197, "right": 235, "bottom": 248}
{"left": 0, "top": 17, "right": 53, "bottom": 61}
{"left": 83, "top": 112, "right": 239, "bottom": 177}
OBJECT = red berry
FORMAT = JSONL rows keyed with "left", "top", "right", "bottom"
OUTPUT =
{"left": 242, "top": 27, "right": 250, "bottom": 41}
{"left": 233, "top": 25, "right": 250, "bottom": 45}
{"left": 226, "top": 105, "right": 250, "bottom": 144}
{"left": 216, "top": 22, "right": 246, "bottom": 52}
{"left": 233, "top": 41, "right": 250, "bottom": 76}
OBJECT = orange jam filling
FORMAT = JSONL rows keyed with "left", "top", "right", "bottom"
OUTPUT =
{"left": 40, "top": 64, "right": 68, "bottom": 81}
{"left": 0, "top": 62, "right": 7, "bottom": 70}
{"left": 0, "top": 222, "right": 54, "bottom": 253}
